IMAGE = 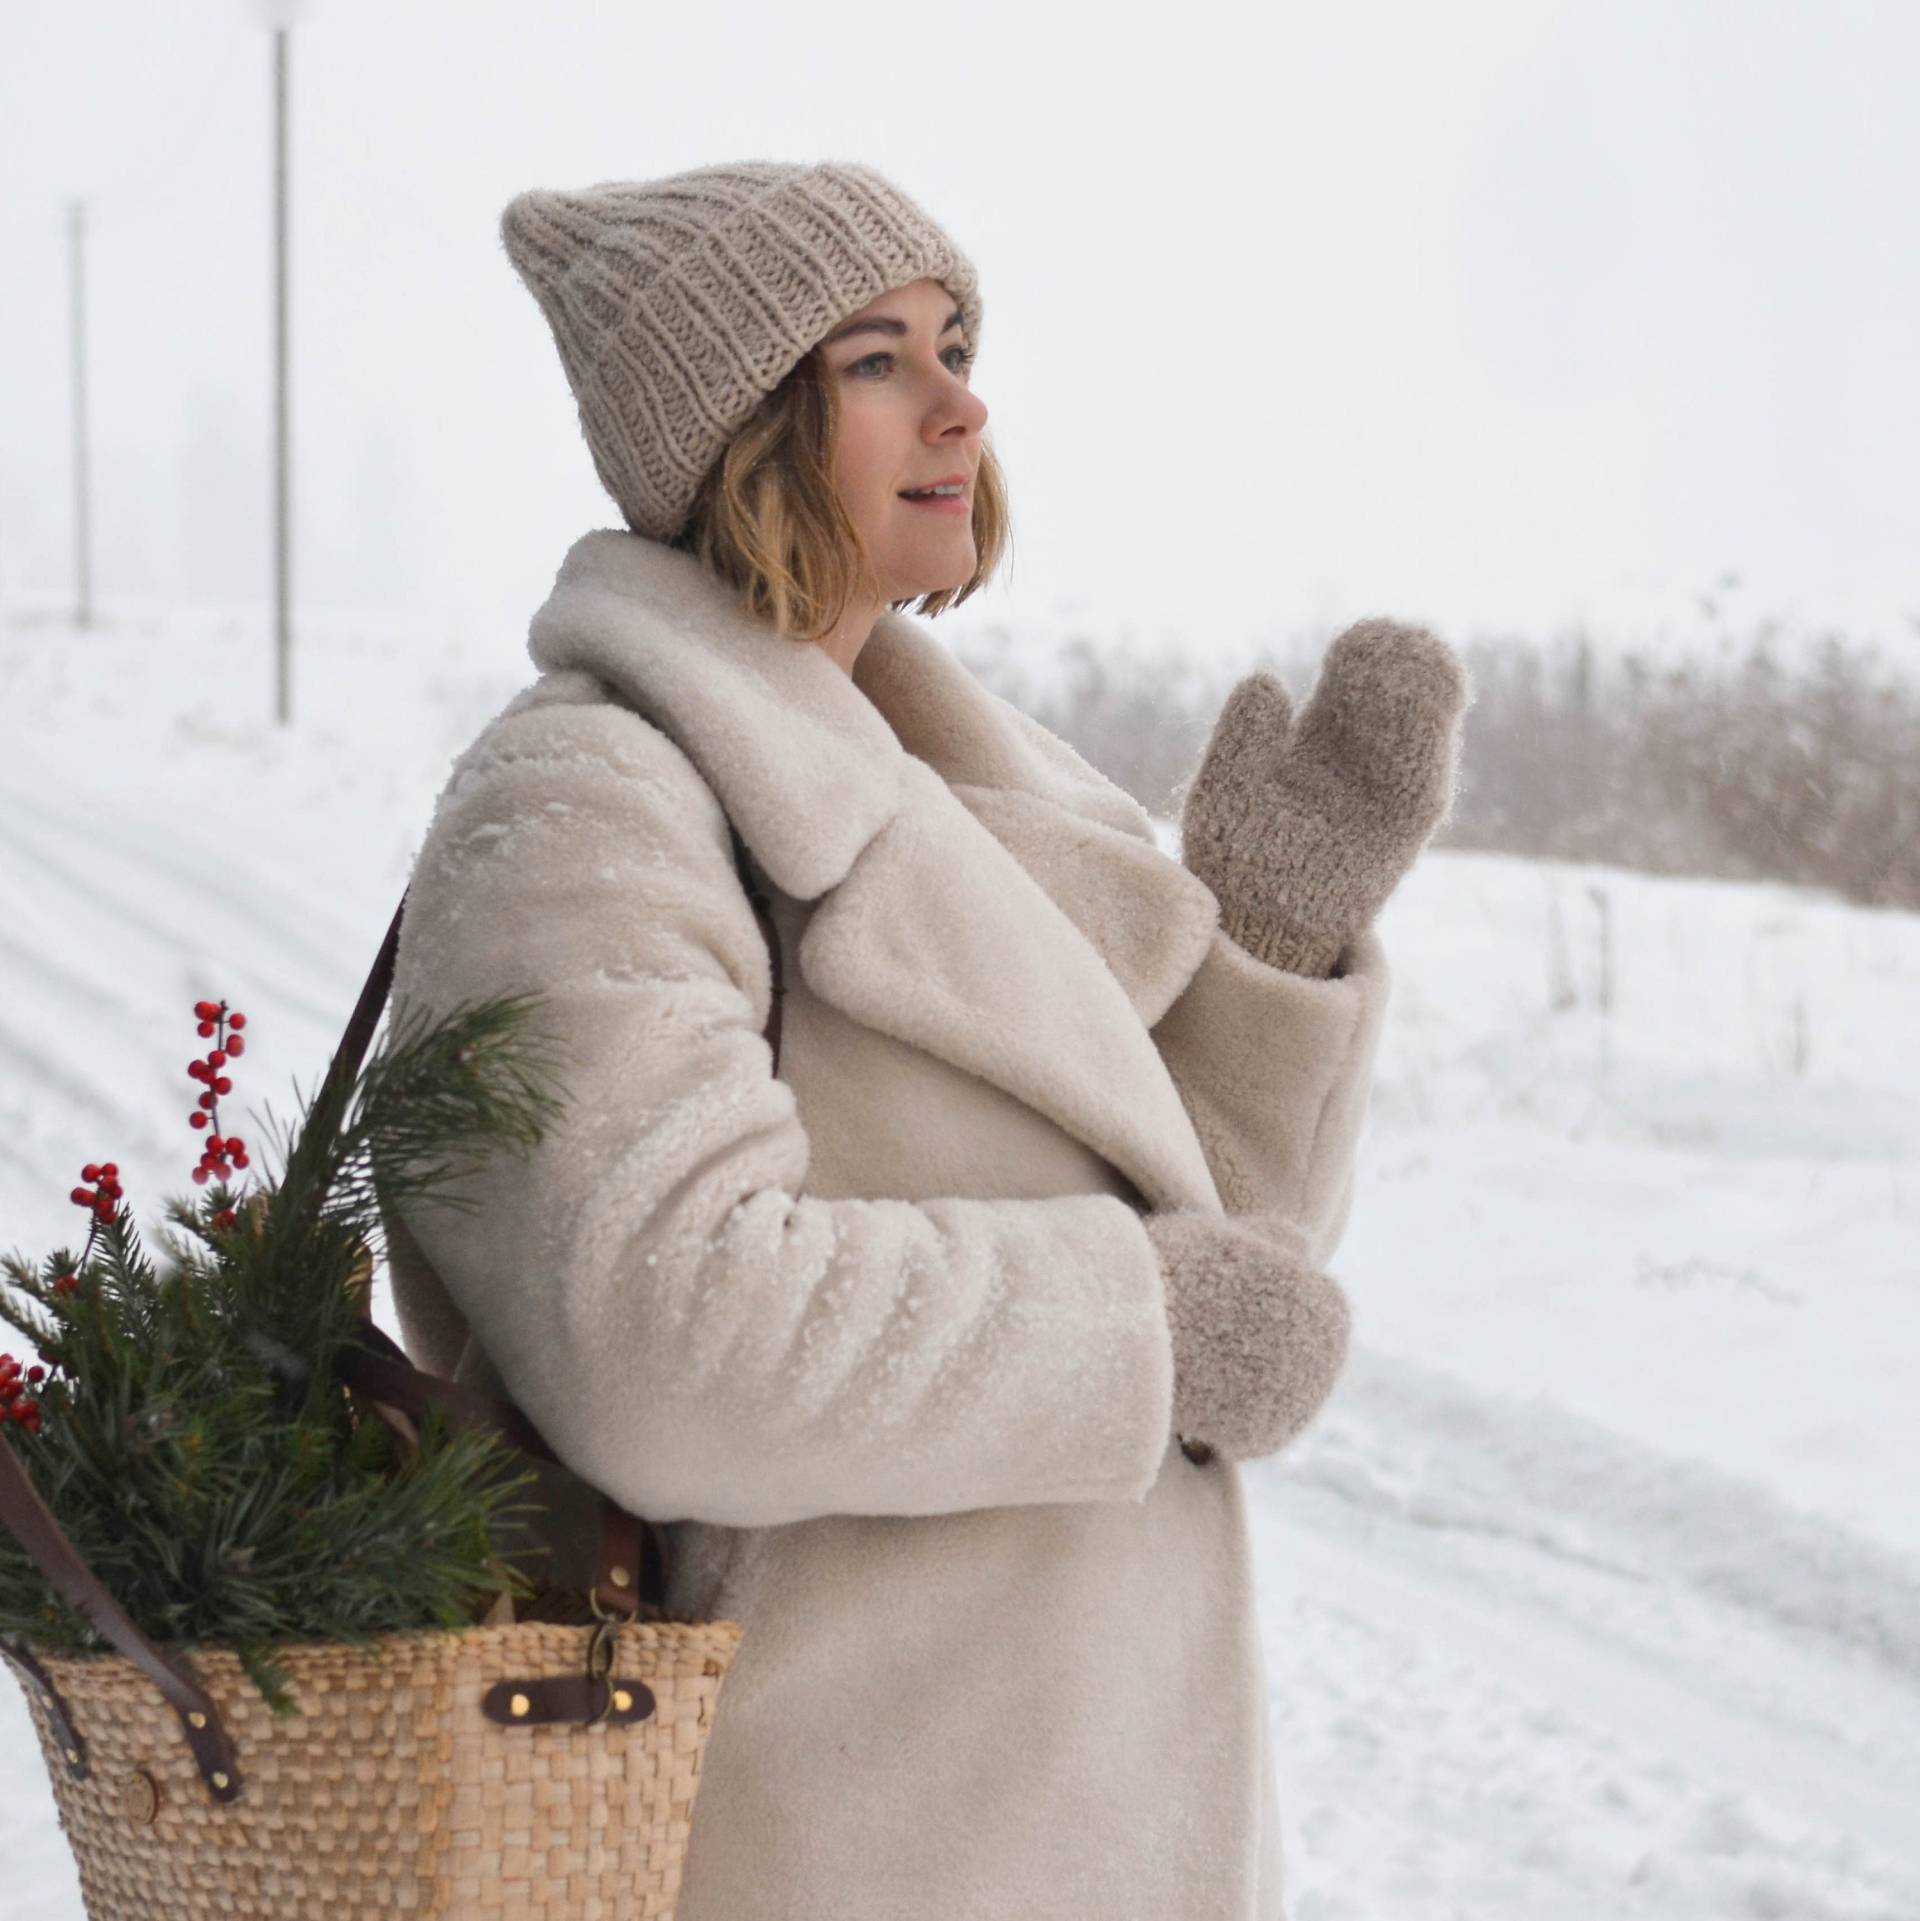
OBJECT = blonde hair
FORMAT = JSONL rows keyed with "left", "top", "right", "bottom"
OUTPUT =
{"left": 666, "top": 345, "right": 1010, "bottom": 645}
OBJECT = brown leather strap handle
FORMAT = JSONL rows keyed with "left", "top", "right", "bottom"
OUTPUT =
{"left": 0, "top": 819, "right": 784, "bottom": 1799}
{"left": 0, "top": 1447, "right": 245, "bottom": 1798}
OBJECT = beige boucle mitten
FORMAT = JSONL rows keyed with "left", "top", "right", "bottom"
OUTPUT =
{"left": 1144, "top": 1209, "right": 1352, "bottom": 1464}
{"left": 1180, "top": 618, "right": 1472, "bottom": 979}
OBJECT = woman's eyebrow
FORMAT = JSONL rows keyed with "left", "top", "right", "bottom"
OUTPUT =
{"left": 822, "top": 305, "right": 966, "bottom": 346}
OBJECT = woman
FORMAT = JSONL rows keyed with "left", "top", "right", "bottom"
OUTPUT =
{"left": 383, "top": 159, "right": 1467, "bottom": 1920}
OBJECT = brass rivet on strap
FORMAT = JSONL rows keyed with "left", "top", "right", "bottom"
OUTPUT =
{"left": 609, "top": 1565, "right": 631, "bottom": 1588}
{"left": 613, "top": 1689, "right": 632, "bottom": 1712}
{"left": 188, "top": 1710, "right": 207, "bottom": 1729}
{"left": 65, "top": 1747, "right": 81, "bottom": 1764}
{"left": 122, "top": 1766, "right": 159, "bottom": 1824}
{"left": 510, "top": 1692, "right": 531, "bottom": 1718}
{"left": 212, "top": 1771, "right": 230, "bottom": 1791}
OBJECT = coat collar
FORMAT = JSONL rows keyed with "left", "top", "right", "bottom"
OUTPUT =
{"left": 525, "top": 528, "right": 1224, "bottom": 1211}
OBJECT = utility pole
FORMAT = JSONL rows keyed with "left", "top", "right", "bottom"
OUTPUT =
{"left": 272, "top": 22, "right": 291, "bottom": 725}
{"left": 67, "top": 198, "right": 93, "bottom": 631}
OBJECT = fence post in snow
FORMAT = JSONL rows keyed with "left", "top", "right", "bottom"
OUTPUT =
{"left": 1586, "top": 882, "right": 1614, "bottom": 1076}
{"left": 1548, "top": 883, "right": 1577, "bottom": 1013}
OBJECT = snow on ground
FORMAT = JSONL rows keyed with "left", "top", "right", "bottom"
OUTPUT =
{"left": 2, "top": 598, "right": 1916, "bottom": 1918}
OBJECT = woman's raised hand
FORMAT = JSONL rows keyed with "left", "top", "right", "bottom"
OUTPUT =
{"left": 1179, "top": 619, "right": 1472, "bottom": 978}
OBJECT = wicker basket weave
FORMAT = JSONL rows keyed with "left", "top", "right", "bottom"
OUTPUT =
{"left": 9, "top": 1615, "right": 742, "bottom": 1920}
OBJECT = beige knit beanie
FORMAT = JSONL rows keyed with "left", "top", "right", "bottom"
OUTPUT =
{"left": 499, "top": 159, "right": 985, "bottom": 542}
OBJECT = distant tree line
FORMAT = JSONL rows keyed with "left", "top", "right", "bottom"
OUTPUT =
{"left": 953, "top": 622, "right": 1920, "bottom": 912}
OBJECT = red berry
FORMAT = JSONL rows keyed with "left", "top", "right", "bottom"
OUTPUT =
{"left": 208, "top": 1050, "right": 227, "bottom": 1069}
{"left": 54, "top": 1274, "right": 79, "bottom": 1294}
{"left": 213, "top": 1076, "right": 232, "bottom": 1094}
{"left": 81, "top": 1163, "right": 101, "bottom": 1182}
{"left": 226, "top": 1134, "right": 246, "bottom": 1152}
{"left": 94, "top": 1197, "right": 115, "bottom": 1220}
{"left": 190, "top": 1111, "right": 208, "bottom": 1129}
{"left": 232, "top": 1151, "right": 250, "bottom": 1168}
{"left": 199, "top": 1091, "right": 217, "bottom": 1110}
{"left": 226, "top": 1034, "right": 246, "bottom": 1056}
{"left": 70, "top": 1186, "right": 93, "bottom": 1207}
{"left": 101, "top": 1163, "right": 117, "bottom": 1177}
{"left": 27, "top": 1366, "right": 44, "bottom": 1382}
{"left": 195, "top": 1000, "right": 219, "bottom": 1020}
{"left": 191, "top": 1168, "right": 209, "bottom": 1185}
{"left": 229, "top": 1013, "right": 247, "bottom": 1030}
{"left": 198, "top": 1021, "right": 215, "bottom": 1037}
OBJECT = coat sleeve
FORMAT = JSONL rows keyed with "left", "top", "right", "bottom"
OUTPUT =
{"left": 382, "top": 686, "right": 1177, "bottom": 1529}
{"left": 1147, "top": 919, "right": 1391, "bottom": 1269}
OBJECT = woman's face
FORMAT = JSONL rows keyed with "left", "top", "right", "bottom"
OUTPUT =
{"left": 818, "top": 277, "right": 988, "bottom": 605}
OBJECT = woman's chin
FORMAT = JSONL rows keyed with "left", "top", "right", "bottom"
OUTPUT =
{"left": 886, "top": 548, "right": 977, "bottom": 604}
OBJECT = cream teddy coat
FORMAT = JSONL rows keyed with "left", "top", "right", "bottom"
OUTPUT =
{"left": 381, "top": 528, "right": 1391, "bottom": 1921}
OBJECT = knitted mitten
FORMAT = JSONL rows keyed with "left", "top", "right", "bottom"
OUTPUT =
{"left": 1143, "top": 1208, "right": 1351, "bottom": 1463}
{"left": 1180, "top": 619, "right": 1471, "bottom": 978}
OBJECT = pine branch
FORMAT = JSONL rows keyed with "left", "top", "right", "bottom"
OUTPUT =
{"left": 0, "top": 989, "right": 574, "bottom": 1711}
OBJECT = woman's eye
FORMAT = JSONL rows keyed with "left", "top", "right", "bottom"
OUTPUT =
{"left": 850, "top": 347, "right": 975, "bottom": 377}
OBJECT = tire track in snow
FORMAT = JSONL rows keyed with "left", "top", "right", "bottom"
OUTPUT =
{"left": 0, "top": 821, "right": 346, "bottom": 1035}
{"left": 1316, "top": 1346, "right": 1920, "bottom": 1680}
{"left": 0, "top": 777, "right": 371, "bottom": 1010}
{"left": 1252, "top": 1347, "right": 1920, "bottom": 1867}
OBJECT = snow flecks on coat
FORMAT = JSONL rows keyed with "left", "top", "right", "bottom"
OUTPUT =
{"left": 378, "top": 528, "right": 1394, "bottom": 1921}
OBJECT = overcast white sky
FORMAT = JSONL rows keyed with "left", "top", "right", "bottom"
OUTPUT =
{"left": 2, "top": 0, "right": 1915, "bottom": 674}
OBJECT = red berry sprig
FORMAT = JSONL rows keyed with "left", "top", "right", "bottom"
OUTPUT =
{"left": 54, "top": 1155, "right": 126, "bottom": 1298}
{"left": 187, "top": 998, "right": 251, "bottom": 1211}
{"left": 1, "top": 1352, "right": 47, "bottom": 1434}
{"left": 69, "top": 1160, "right": 123, "bottom": 1225}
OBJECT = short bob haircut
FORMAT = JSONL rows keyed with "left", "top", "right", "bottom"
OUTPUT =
{"left": 666, "top": 339, "right": 1011, "bottom": 646}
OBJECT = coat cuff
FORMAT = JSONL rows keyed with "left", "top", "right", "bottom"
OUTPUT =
{"left": 1148, "top": 923, "right": 1391, "bottom": 1265}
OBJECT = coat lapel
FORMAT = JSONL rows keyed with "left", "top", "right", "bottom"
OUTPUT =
{"left": 525, "top": 529, "right": 1223, "bottom": 1212}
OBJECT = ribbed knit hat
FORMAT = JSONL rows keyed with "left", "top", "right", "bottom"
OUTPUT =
{"left": 499, "top": 160, "right": 984, "bottom": 543}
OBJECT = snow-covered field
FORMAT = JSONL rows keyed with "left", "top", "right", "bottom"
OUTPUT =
{"left": 2, "top": 597, "right": 1915, "bottom": 1919}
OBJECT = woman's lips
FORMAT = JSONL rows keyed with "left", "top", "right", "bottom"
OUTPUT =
{"left": 898, "top": 491, "right": 970, "bottom": 514}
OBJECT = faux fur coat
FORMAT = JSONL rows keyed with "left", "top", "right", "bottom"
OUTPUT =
{"left": 382, "top": 528, "right": 1391, "bottom": 1921}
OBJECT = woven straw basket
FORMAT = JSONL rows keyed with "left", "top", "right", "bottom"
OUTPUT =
{"left": 2, "top": 845, "right": 789, "bottom": 1917}
{"left": 6, "top": 1615, "right": 741, "bottom": 1919}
